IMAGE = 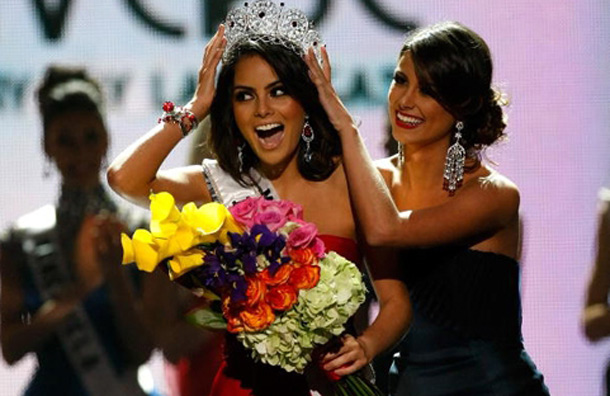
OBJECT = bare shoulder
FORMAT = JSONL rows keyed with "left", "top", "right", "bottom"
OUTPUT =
{"left": 480, "top": 169, "right": 519, "bottom": 197}
{"left": 463, "top": 167, "right": 520, "bottom": 215}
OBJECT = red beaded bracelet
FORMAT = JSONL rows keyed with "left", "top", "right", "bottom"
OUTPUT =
{"left": 158, "top": 101, "right": 199, "bottom": 137}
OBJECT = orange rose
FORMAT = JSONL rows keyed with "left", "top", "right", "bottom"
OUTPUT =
{"left": 245, "top": 275, "right": 266, "bottom": 307}
{"left": 260, "top": 264, "right": 293, "bottom": 286}
{"left": 266, "top": 284, "right": 298, "bottom": 311}
{"left": 226, "top": 315, "right": 245, "bottom": 333}
{"left": 222, "top": 297, "right": 244, "bottom": 333}
{"left": 289, "top": 264, "right": 320, "bottom": 290}
{"left": 240, "top": 303, "right": 275, "bottom": 332}
{"left": 289, "top": 248, "right": 316, "bottom": 266}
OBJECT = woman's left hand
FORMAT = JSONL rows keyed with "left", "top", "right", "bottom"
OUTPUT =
{"left": 320, "top": 334, "right": 371, "bottom": 377}
{"left": 303, "top": 47, "right": 358, "bottom": 135}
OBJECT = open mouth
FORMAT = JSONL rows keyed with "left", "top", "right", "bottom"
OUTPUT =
{"left": 255, "top": 123, "right": 285, "bottom": 149}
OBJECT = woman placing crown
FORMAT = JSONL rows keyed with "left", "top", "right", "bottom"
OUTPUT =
{"left": 305, "top": 21, "right": 550, "bottom": 396}
{"left": 107, "top": 2, "right": 410, "bottom": 395}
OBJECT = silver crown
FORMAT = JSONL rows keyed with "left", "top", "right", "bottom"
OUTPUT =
{"left": 223, "top": 1, "right": 324, "bottom": 63}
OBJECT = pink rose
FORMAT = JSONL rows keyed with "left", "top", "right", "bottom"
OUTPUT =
{"left": 258, "top": 199, "right": 303, "bottom": 222}
{"left": 254, "top": 210, "right": 286, "bottom": 232}
{"left": 230, "top": 197, "right": 264, "bottom": 229}
{"left": 277, "top": 200, "right": 303, "bottom": 222}
{"left": 310, "top": 237, "right": 326, "bottom": 258}
{"left": 287, "top": 223, "right": 319, "bottom": 250}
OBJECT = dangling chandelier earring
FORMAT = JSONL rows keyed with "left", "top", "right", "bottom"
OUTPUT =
{"left": 238, "top": 143, "right": 246, "bottom": 173}
{"left": 443, "top": 121, "right": 466, "bottom": 196}
{"left": 301, "top": 117, "right": 314, "bottom": 163}
{"left": 397, "top": 142, "right": 405, "bottom": 168}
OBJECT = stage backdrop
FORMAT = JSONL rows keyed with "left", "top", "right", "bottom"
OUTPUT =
{"left": 1, "top": 1, "right": 608, "bottom": 395}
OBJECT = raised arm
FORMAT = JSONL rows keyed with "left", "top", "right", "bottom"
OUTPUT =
{"left": 87, "top": 215, "right": 154, "bottom": 365}
{"left": 107, "top": 26, "right": 226, "bottom": 208}
{"left": 304, "top": 47, "right": 519, "bottom": 249}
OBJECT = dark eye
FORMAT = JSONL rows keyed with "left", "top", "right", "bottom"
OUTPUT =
{"left": 393, "top": 72, "right": 407, "bottom": 85}
{"left": 234, "top": 90, "right": 253, "bottom": 102}
{"left": 270, "top": 86, "right": 286, "bottom": 97}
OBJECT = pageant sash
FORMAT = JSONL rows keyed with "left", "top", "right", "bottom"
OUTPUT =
{"left": 14, "top": 205, "right": 144, "bottom": 396}
{"left": 202, "top": 159, "right": 279, "bottom": 206}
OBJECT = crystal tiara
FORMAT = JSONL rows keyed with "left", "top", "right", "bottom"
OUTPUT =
{"left": 223, "top": 1, "right": 324, "bottom": 63}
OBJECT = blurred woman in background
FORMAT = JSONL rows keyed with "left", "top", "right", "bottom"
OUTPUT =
{"left": 0, "top": 66, "right": 152, "bottom": 396}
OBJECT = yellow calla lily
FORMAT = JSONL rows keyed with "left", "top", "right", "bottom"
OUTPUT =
{"left": 122, "top": 191, "right": 245, "bottom": 274}
{"left": 150, "top": 192, "right": 181, "bottom": 237}
{"left": 222, "top": 207, "right": 244, "bottom": 234}
{"left": 191, "top": 202, "right": 227, "bottom": 234}
{"left": 218, "top": 208, "right": 244, "bottom": 245}
{"left": 131, "top": 229, "right": 161, "bottom": 272}
{"left": 168, "top": 249, "right": 205, "bottom": 280}
{"left": 121, "top": 233, "right": 135, "bottom": 265}
{"left": 157, "top": 222, "right": 200, "bottom": 260}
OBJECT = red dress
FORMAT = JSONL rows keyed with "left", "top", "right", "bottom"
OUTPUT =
{"left": 209, "top": 235, "right": 363, "bottom": 396}
{"left": 165, "top": 331, "right": 225, "bottom": 396}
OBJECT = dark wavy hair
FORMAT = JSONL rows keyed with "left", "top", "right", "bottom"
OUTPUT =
{"left": 208, "top": 39, "right": 341, "bottom": 186}
{"left": 401, "top": 21, "right": 507, "bottom": 156}
{"left": 36, "top": 65, "right": 106, "bottom": 150}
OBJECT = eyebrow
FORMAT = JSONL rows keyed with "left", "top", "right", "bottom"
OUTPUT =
{"left": 233, "top": 79, "right": 282, "bottom": 91}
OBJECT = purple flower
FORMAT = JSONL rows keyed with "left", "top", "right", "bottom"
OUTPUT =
{"left": 241, "top": 253, "right": 257, "bottom": 275}
{"left": 228, "top": 273, "right": 247, "bottom": 302}
{"left": 199, "top": 253, "right": 228, "bottom": 292}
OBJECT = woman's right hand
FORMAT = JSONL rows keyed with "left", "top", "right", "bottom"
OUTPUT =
{"left": 185, "top": 24, "right": 227, "bottom": 121}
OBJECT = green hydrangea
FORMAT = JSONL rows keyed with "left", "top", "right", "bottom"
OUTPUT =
{"left": 236, "top": 251, "right": 367, "bottom": 373}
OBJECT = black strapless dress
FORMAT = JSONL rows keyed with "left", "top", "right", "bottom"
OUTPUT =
{"left": 391, "top": 247, "right": 550, "bottom": 396}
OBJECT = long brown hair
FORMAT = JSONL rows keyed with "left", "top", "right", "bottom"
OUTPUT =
{"left": 208, "top": 38, "right": 341, "bottom": 186}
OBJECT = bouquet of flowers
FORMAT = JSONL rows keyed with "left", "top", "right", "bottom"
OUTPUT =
{"left": 121, "top": 192, "right": 383, "bottom": 395}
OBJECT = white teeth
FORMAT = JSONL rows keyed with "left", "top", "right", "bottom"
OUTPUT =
{"left": 255, "top": 123, "right": 282, "bottom": 132}
{"left": 397, "top": 113, "right": 422, "bottom": 124}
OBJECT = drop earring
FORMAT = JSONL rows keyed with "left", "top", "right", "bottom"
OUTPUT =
{"left": 397, "top": 142, "right": 404, "bottom": 168}
{"left": 301, "top": 117, "right": 314, "bottom": 163}
{"left": 238, "top": 143, "right": 245, "bottom": 173}
{"left": 443, "top": 121, "right": 466, "bottom": 196}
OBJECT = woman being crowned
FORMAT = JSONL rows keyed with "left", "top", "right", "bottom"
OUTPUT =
{"left": 108, "top": 1, "right": 410, "bottom": 395}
